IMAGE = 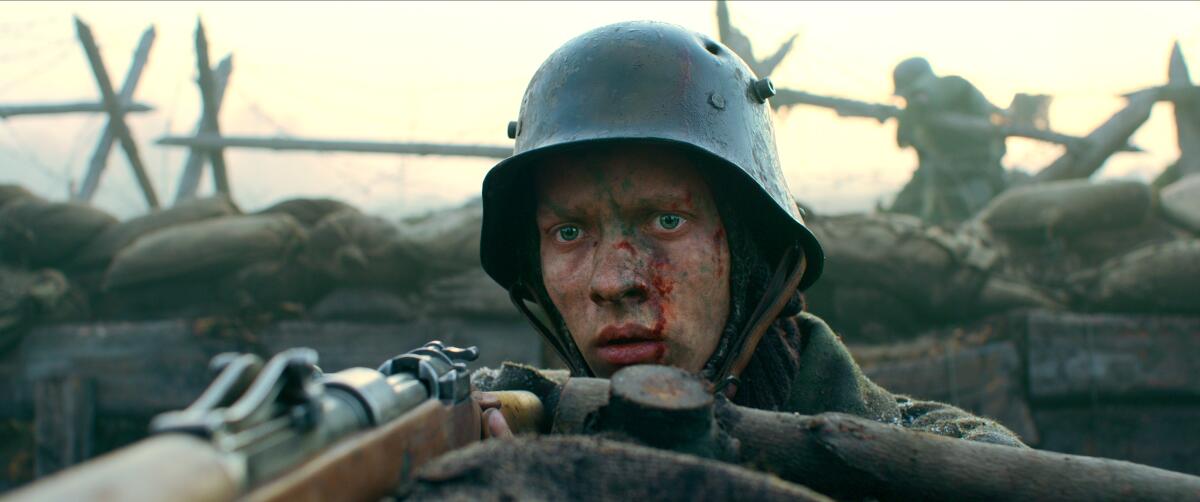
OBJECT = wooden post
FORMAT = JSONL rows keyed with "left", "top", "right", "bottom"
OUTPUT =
{"left": 74, "top": 17, "right": 160, "bottom": 209}
{"left": 0, "top": 101, "right": 152, "bottom": 118}
{"left": 195, "top": 20, "right": 231, "bottom": 195}
{"left": 156, "top": 134, "right": 514, "bottom": 159}
{"left": 1170, "top": 42, "right": 1200, "bottom": 179}
{"left": 75, "top": 26, "right": 156, "bottom": 203}
{"left": 33, "top": 376, "right": 95, "bottom": 477}
{"left": 173, "top": 55, "right": 232, "bottom": 204}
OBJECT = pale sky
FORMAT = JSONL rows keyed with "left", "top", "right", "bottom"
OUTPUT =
{"left": 1, "top": 1, "right": 1197, "bottom": 219}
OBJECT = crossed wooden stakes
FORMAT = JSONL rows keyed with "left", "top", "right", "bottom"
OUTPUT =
{"left": 71, "top": 17, "right": 160, "bottom": 209}
{"left": 64, "top": 18, "right": 232, "bottom": 208}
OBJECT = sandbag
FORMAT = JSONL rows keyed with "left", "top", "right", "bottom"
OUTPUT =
{"left": 70, "top": 195, "right": 240, "bottom": 270}
{"left": 1070, "top": 239, "right": 1200, "bottom": 314}
{"left": 398, "top": 197, "right": 483, "bottom": 274}
{"left": 310, "top": 288, "right": 420, "bottom": 322}
{"left": 1159, "top": 174, "right": 1200, "bottom": 233}
{"left": 0, "top": 198, "right": 116, "bottom": 266}
{"left": 420, "top": 269, "right": 519, "bottom": 320}
{"left": 220, "top": 259, "right": 329, "bottom": 313}
{"left": 0, "top": 184, "right": 38, "bottom": 209}
{"left": 253, "top": 197, "right": 356, "bottom": 227}
{"left": 303, "top": 209, "right": 435, "bottom": 291}
{"left": 103, "top": 214, "right": 306, "bottom": 289}
{"left": 973, "top": 276, "right": 1062, "bottom": 316}
{"left": 977, "top": 179, "right": 1152, "bottom": 240}
{"left": 807, "top": 213, "right": 993, "bottom": 317}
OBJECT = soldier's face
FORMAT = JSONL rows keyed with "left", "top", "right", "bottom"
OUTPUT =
{"left": 536, "top": 145, "right": 731, "bottom": 378}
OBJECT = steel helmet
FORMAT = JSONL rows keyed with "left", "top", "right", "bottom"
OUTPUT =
{"left": 479, "top": 21, "right": 824, "bottom": 378}
{"left": 893, "top": 56, "right": 935, "bottom": 96}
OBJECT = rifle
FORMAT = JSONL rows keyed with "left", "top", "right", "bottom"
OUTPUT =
{"left": 3, "top": 341, "right": 542, "bottom": 502}
{"left": 771, "top": 88, "right": 1141, "bottom": 152}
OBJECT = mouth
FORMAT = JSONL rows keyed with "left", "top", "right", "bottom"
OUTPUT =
{"left": 594, "top": 324, "right": 667, "bottom": 367}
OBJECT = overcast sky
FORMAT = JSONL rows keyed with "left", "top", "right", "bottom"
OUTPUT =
{"left": 1, "top": 1, "right": 1197, "bottom": 219}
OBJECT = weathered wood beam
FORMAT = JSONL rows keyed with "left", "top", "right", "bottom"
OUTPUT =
{"left": 1169, "top": 41, "right": 1200, "bottom": 179}
{"left": 75, "top": 26, "right": 156, "bottom": 203}
{"left": 74, "top": 17, "right": 159, "bottom": 209}
{"left": 33, "top": 376, "right": 94, "bottom": 477}
{"left": 1034, "top": 88, "right": 1156, "bottom": 182}
{"left": 194, "top": 20, "right": 230, "bottom": 195}
{"left": 156, "top": 134, "right": 514, "bottom": 159}
{"left": 0, "top": 101, "right": 152, "bottom": 119}
{"left": 720, "top": 405, "right": 1200, "bottom": 500}
{"left": 173, "top": 55, "right": 232, "bottom": 204}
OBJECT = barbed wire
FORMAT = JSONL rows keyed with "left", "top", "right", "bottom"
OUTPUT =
{"left": 0, "top": 43, "right": 78, "bottom": 98}
{"left": 0, "top": 120, "right": 73, "bottom": 193}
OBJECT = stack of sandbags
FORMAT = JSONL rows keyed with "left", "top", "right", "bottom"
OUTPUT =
{"left": 804, "top": 212, "right": 1017, "bottom": 343}
{"left": 973, "top": 179, "right": 1182, "bottom": 290}
{"left": 68, "top": 196, "right": 239, "bottom": 276}
{"left": 302, "top": 209, "right": 432, "bottom": 291}
{"left": 253, "top": 197, "right": 357, "bottom": 227}
{"left": 420, "top": 268, "right": 519, "bottom": 320}
{"left": 397, "top": 197, "right": 483, "bottom": 274}
{"left": 0, "top": 194, "right": 116, "bottom": 267}
{"left": 1068, "top": 239, "right": 1200, "bottom": 314}
{"left": 98, "top": 213, "right": 310, "bottom": 318}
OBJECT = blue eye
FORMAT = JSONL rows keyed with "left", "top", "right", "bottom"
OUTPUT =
{"left": 657, "top": 214, "right": 683, "bottom": 230}
{"left": 557, "top": 225, "right": 581, "bottom": 242}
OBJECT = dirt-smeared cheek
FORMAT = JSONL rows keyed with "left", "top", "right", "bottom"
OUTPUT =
{"left": 711, "top": 227, "right": 726, "bottom": 278}
{"left": 649, "top": 256, "right": 674, "bottom": 337}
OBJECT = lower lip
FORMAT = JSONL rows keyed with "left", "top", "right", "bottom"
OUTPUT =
{"left": 596, "top": 341, "right": 666, "bottom": 366}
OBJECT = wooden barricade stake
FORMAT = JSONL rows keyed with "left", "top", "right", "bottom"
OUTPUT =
{"left": 74, "top": 17, "right": 160, "bottom": 209}
{"left": 75, "top": 25, "right": 156, "bottom": 203}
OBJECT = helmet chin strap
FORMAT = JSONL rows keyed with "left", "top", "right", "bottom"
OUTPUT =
{"left": 508, "top": 280, "right": 595, "bottom": 377}
{"left": 710, "top": 243, "right": 807, "bottom": 384}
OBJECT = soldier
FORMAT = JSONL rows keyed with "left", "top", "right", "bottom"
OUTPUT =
{"left": 889, "top": 57, "right": 1009, "bottom": 226}
{"left": 475, "top": 22, "right": 1023, "bottom": 448}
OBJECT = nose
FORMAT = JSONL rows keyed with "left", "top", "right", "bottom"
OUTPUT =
{"left": 589, "top": 241, "right": 649, "bottom": 306}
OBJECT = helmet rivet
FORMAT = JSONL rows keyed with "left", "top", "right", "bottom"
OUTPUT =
{"left": 752, "top": 77, "right": 776, "bottom": 103}
{"left": 708, "top": 92, "right": 726, "bottom": 110}
{"left": 507, "top": 120, "right": 519, "bottom": 139}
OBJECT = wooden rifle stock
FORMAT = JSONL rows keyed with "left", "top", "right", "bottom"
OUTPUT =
{"left": 247, "top": 398, "right": 481, "bottom": 501}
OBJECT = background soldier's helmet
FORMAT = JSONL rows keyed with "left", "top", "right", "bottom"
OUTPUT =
{"left": 893, "top": 56, "right": 935, "bottom": 96}
{"left": 479, "top": 20, "right": 824, "bottom": 296}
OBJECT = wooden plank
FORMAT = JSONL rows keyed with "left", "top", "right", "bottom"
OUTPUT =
{"left": 859, "top": 338, "right": 1039, "bottom": 443}
{"left": 74, "top": 17, "right": 159, "bottom": 209}
{"left": 173, "top": 55, "right": 232, "bottom": 204}
{"left": 0, "top": 101, "right": 152, "bottom": 118}
{"left": 33, "top": 376, "right": 94, "bottom": 477}
{"left": 1025, "top": 310, "right": 1200, "bottom": 401}
{"left": 1169, "top": 42, "right": 1200, "bottom": 178}
{"left": 194, "top": 20, "right": 230, "bottom": 195}
{"left": 1034, "top": 404, "right": 1200, "bottom": 476}
{"left": 75, "top": 26, "right": 156, "bottom": 203}
{"left": 156, "top": 134, "right": 514, "bottom": 159}
{"left": 1034, "top": 89, "right": 1156, "bottom": 182}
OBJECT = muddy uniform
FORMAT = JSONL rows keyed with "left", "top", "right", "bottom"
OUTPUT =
{"left": 890, "top": 75, "right": 1008, "bottom": 226}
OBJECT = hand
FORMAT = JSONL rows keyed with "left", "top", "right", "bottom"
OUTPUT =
{"left": 473, "top": 392, "right": 513, "bottom": 439}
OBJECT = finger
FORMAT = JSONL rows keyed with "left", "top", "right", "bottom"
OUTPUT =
{"left": 484, "top": 408, "right": 513, "bottom": 439}
{"left": 473, "top": 391, "right": 502, "bottom": 410}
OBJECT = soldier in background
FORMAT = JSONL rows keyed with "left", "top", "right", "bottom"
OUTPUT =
{"left": 889, "top": 57, "right": 1009, "bottom": 226}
